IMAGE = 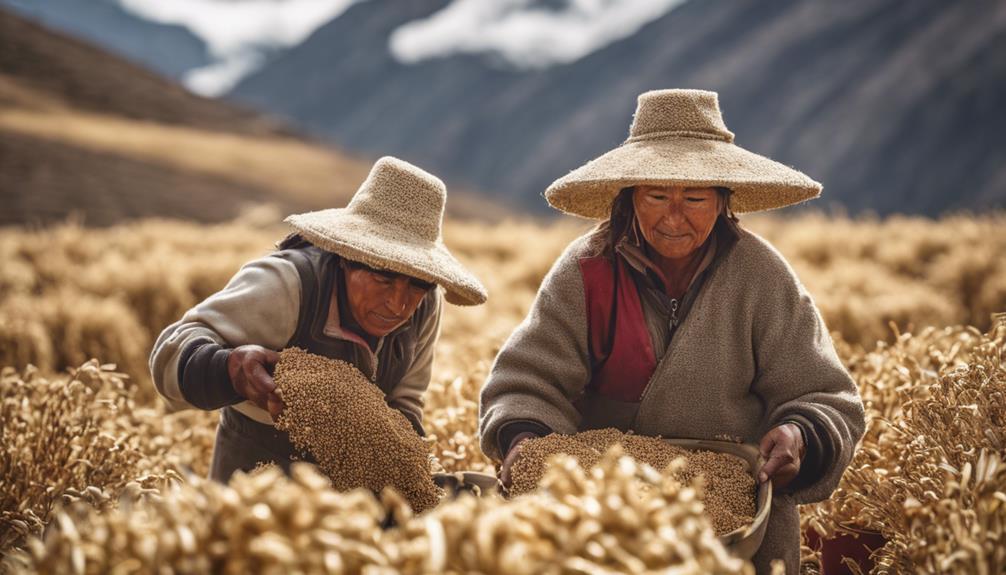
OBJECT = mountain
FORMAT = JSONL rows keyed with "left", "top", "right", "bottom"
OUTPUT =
{"left": 0, "top": 0, "right": 211, "bottom": 80}
{"left": 0, "top": 9, "right": 368, "bottom": 226}
{"left": 231, "top": 0, "right": 1006, "bottom": 217}
{"left": 0, "top": 8, "right": 287, "bottom": 136}
{"left": 0, "top": 7, "right": 502, "bottom": 226}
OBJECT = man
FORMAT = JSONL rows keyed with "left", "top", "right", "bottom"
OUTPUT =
{"left": 150, "top": 156, "right": 487, "bottom": 482}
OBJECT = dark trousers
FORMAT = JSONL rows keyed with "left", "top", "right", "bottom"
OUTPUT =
{"left": 208, "top": 406, "right": 315, "bottom": 483}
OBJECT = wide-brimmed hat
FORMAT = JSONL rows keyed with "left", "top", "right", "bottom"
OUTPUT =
{"left": 285, "top": 157, "right": 487, "bottom": 306}
{"left": 545, "top": 89, "right": 822, "bottom": 219}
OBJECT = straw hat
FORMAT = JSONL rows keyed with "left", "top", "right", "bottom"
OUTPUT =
{"left": 545, "top": 89, "right": 822, "bottom": 219}
{"left": 285, "top": 157, "right": 487, "bottom": 306}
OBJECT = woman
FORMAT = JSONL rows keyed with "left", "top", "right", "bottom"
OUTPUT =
{"left": 150, "top": 156, "right": 487, "bottom": 482}
{"left": 479, "top": 90, "right": 865, "bottom": 573}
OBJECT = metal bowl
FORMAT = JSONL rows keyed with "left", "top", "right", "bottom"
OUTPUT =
{"left": 431, "top": 442, "right": 769, "bottom": 560}
{"left": 661, "top": 438, "right": 771, "bottom": 560}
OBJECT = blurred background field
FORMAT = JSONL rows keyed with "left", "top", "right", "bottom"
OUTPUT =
{"left": 1, "top": 1, "right": 1005, "bottom": 573}
{"left": 2, "top": 213, "right": 1005, "bottom": 391}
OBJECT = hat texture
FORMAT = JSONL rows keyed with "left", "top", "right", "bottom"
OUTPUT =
{"left": 545, "top": 89, "right": 822, "bottom": 219}
{"left": 285, "top": 157, "right": 487, "bottom": 306}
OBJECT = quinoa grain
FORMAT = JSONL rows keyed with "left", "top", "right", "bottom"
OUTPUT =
{"left": 508, "top": 428, "right": 756, "bottom": 535}
{"left": 273, "top": 348, "right": 441, "bottom": 513}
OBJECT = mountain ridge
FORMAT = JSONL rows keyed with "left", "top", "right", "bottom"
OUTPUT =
{"left": 231, "top": 0, "right": 1006, "bottom": 216}
{"left": 0, "top": 9, "right": 363, "bottom": 226}
{"left": 0, "top": 0, "right": 211, "bottom": 81}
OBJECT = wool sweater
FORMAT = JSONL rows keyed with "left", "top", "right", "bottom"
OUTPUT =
{"left": 149, "top": 250, "right": 442, "bottom": 428}
{"left": 478, "top": 227, "right": 865, "bottom": 573}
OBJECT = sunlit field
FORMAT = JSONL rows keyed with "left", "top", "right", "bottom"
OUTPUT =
{"left": 1, "top": 212, "right": 1004, "bottom": 573}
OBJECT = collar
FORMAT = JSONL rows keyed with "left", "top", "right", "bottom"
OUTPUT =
{"left": 616, "top": 224, "right": 719, "bottom": 294}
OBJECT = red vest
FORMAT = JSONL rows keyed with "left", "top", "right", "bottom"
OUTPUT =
{"left": 578, "top": 255, "right": 658, "bottom": 402}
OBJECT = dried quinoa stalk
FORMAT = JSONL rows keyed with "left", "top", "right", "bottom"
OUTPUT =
{"left": 6, "top": 465, "right": 390, "bottom": 574}
{"left": 272, "top": 347, "right": 441, "bottom": 513}
{"left": 385, "top": 446, "right": 753, "bottom": 574}
{"left": 0, "top": 362, "right": 145, "bottom": 552}
{"left": 11, "top": 454, "right": 753, "bottom": 574}
{"left": 802, "top": 321, "right": 1006, "bottom": 573}
{"left": 508, "top": 429, "right": 756, "bottom": 535}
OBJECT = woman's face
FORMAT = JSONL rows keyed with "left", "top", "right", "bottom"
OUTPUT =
{"left": 632, "top": 185, "right": 721, "bottom": 261}
{"left": 344, "top": 265, "right": 432, "bottom": 337}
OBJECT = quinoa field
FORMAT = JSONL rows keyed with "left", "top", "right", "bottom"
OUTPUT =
{"left": 1, "top": 212, "right": 1005, "bottom": 574}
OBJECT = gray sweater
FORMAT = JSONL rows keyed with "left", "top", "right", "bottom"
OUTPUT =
{"left": 479, "top": 227, "right": 865, "bottom": 573}
{"left": 149, "top": 252, "right": 442, "bottom": 427}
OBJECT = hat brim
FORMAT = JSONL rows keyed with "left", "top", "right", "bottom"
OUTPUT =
{"left": 285, "top": 209, "right": 487, "bottom": 306}
{"left": 545, "top": 137, "right": 822, "bottom": 219}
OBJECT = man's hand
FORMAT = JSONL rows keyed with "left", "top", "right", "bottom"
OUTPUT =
{"left": 499, "top": 432, "right": 537, "bottom": 490}
{"left": 227, "top": 345, "right": 283, "bottom": 419}
{"left": 758, "top": 423, "right": 806, "bottom": 489}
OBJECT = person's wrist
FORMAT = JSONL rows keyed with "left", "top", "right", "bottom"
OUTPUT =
{"left": 211, "top": 346, "right": 239, "bottom": 399}
{"left": 226, "top": 348, "right": 251, "bottom": 399}
{"left": 779, "top": 421, "right": 806, "bottom": 457}
{"left": 226, "top": 347, "right": 239, "bottom": 380}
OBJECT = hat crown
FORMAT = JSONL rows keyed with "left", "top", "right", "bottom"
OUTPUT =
{"left": 347, "top": 156, "right": 445, "bottom": 243}
{"left": 627, "top": 89, "right": 735, "bottom": 144}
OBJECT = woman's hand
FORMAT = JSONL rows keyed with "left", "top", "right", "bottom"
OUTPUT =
{"left": 499, "top": 432, "right": 538, "bottom": 490}
{"left": 758, "top": 423, "right": 805, "bottom": 489}
{"left": 227, "top": 345, "right": 284, "bottom": 418}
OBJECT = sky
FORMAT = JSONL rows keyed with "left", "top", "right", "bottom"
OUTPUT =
{"left": 117, "top": 0, "right": 361, "bottom": 95}
{"left": 115, "top": 0, "right": 687, "bottom": 95}
{"left": 390, "top": 0, "right": 687, "bottom": 68}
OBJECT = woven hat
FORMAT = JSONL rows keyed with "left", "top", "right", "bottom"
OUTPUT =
{"left": 545, "top": 89, "right": 822, "bottom": 219}
{"left": 285, "top": 157, "right": 487, "bottom": 306}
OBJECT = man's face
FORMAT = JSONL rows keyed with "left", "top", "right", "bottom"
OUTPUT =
{"left": 344, "top": 263, "right": 433, "bottom": 337}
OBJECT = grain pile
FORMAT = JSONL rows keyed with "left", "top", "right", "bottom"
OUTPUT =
{"left": 272, "top": 347, "right": 441, "bottom": 512}
{"left": 508, "top": 433, "right": 602, "bottom": 495}
{"left": 508, "top": 429, "right": 756, "bottom": 535}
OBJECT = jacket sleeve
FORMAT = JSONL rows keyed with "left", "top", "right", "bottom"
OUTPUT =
{"left": 478, "top": 240, "right": 593, "bottom": 461}
{"left": 148, "top": 255, "right": 301, "bottom": 412}
{"left": 386, "top": 289, "right": 443, "bottom": 434}
{"left": 750, "top": 250, "right": 866, "bottom": 505}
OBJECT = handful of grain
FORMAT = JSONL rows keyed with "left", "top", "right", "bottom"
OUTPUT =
{"left": 272, "top": 347, "right": 441, "bottom": 512}
{"left": 509, "top": 428, "right": 756, "bottom": 535}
